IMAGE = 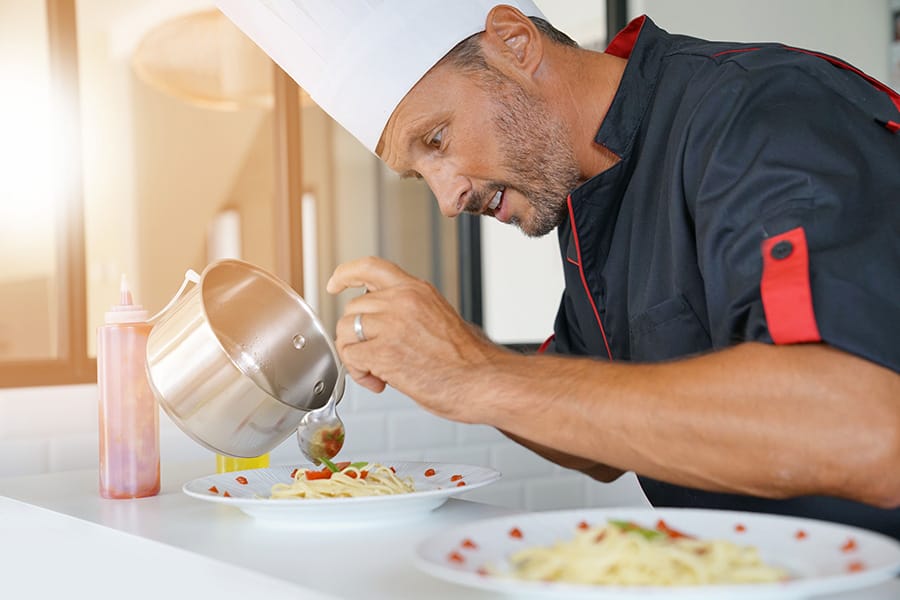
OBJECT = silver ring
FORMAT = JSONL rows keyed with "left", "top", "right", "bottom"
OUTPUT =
{"left": 353, "top": 313, "right": 367, "bottom": 342}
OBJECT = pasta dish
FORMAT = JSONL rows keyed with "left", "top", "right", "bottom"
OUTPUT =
{"left": 270, "top": 460, "right": 415, "bottom": 499}
{"left": 502, "top": 519, "right": 787, "bottom": 586}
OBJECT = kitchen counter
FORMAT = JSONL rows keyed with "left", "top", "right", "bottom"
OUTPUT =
{"left": 2, "top": 462, "right": 898, "bottom": 599}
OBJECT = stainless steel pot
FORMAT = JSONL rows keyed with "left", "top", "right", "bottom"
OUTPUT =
{"left": 145, "top": 259, "right": 341, "bottom": 458}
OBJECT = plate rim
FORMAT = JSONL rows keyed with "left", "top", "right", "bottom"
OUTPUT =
{"left": 413, "top": 506, "right": 900, "bottom": 598}
{"left": 182, "top": 460, "right": 503, "bottom": 508}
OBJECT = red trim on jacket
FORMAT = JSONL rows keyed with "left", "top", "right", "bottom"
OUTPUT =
{"left": 782, "top": 46, "right": 900, "bottom": 117}
{"left": 605, "top": 15, "right": 646, "bottom": 59}
{"left": 566, "top": 195, "right": 613, "bottom": 360}
{"left": 537, "top": 334, "right": 555, "bottom": 354}
{"left": 711, "top": 44, "right": 900, "bottom": 133}
{"left": 760, "top": 227, "right": 822, "bottom": 345}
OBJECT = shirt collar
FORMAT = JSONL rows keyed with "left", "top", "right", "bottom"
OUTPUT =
{"left": 592, "top": 15, "right": 673, "bottom": 159}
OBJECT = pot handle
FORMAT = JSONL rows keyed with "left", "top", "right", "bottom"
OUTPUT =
{"left": 146, "top": 269, "right": 202, "bottom": 325}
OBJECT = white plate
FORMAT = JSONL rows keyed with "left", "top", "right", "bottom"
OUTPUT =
{"left": 182, "top": 461, "right": 500, "bottom": 528}
{"left": 414, "top": 507, "right": 900, "bottom": 599}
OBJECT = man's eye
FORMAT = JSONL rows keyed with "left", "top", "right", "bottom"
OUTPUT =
{"left": 428, "top": 129, "right": 444, "bottom": 148}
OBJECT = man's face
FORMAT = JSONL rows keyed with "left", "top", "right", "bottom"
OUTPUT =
{"left": 378, "top": 58, "right": 581, "bottom": 237}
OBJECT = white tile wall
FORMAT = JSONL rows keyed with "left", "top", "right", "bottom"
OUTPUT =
{"left": 0, "top": 381, "right": 649, "bottom": 510}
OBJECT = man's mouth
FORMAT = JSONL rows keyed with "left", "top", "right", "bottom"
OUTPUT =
{"left": 488, "top": 188, "right": 503, "bottom": 210}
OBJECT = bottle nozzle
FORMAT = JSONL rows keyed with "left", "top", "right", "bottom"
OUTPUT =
{"left": 120, "top": 273, "right": 134, "bottom": 306}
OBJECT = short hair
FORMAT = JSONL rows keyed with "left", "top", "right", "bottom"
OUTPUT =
{"left": 442, "top": 17, "right": 578, "bottom": 74}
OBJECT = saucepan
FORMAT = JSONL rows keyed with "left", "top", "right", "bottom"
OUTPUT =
{"left": 145, "top": 259, "right": 343, "bottom": 458}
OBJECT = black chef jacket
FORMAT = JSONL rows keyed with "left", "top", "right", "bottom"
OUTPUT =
{"left": 544, "top": 16, "right": 900, "bottom": 538}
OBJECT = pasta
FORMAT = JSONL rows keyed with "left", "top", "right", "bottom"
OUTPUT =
{"left": 270, "top": 461, "right": 415, "bottom": 499}
{"left": 501, "top": 519, "right": 787, "bottom": 586}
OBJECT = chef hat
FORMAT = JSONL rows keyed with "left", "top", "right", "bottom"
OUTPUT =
{"left": 214, "top": 0, "right": 545, "bottom": 153}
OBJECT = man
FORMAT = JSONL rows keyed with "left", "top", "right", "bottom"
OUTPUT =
{"left": 218, "top": 2, "right": 900, "bottom": 537}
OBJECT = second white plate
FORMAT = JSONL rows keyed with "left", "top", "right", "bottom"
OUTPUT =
{"left": 415, "top": 507, "right": 900, "bottom": 599}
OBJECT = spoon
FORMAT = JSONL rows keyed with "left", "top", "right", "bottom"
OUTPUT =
{"left": 296, "top": 364, "right": 347, "bottom": 465}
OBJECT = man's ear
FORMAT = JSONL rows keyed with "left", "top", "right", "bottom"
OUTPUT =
{"left": 481, "top": 5, "right": 544, "bottom": 78}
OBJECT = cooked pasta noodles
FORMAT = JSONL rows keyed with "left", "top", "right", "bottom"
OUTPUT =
{"left": 502, "top": 519, "right": 786, "bottom": 586}
{"left": 270, "top": 461, "right": 415, "bottom": 499}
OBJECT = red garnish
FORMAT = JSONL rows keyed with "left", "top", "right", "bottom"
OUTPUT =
{"left": 390, "top": 466, "right": 396, "bottom": 473}
{"left": 795, "top": 529, "right": 808, "bottom": 540}
{"left": 509, "top": 527, "right": 523, "bottom": 539}
{"left": 577, "top": 520, "right": 590, "bottom": 530}
{"left": 208, "top": 486, "right": 219, "bottom": 494}
{"left": 842, "top": 538, "right": 858, "bottom": 553}
{"left": 461, "top": 538, "right": 478, "bottom": 550}
{"left": 448, "top": 551, "right": 465, "bottom": 564}
{"left": 594, "top": 532, "right": 606, "bottom": 543}
{"left": 335, "top": 461, "right": 351, "bottom": 471}
{"left": 450, "top": 474, "right": 463, "bottom": 482}
{"left": 290, "top": 468, "right": 299, "bottom": 478}
{"left": 235, "top": 476, "right": 248, "bottom": 485}
{"left": 456, "top": 481, "right": 466, "bottom": 487}
{"left": 424, "top": 468, "right": 436, "bottom": 477}
{"left": 847, "top": 561, "right": 865, "bottom": 573}
{"left": 223, "top": 491, "right": 231, "bottom": 497}
{"left": 305, "top": 469, "right": 332, "bottom": 480}
{"left": 360, "top": 470, "right": 369, "bottom": 479}
{"left": 656, "top": 519, "right": 692, "bottom": 539}
{"left": 735, "top": 523, "right": 746, "bottom": 533}
{"left": 345, "top": 471, "right": 358, "bottom": 479}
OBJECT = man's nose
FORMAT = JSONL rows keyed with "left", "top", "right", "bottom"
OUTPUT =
{"left": 424, "top": 170, "right": 471, "bottom": 218}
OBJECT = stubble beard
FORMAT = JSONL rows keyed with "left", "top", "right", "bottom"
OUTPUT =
{"left": 491, "top": 79, "right": 582, "bottom": 238}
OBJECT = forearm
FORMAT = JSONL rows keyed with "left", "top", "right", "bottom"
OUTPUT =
{"left": 499, "top": 429, "right": 625, "bottom": 482}
{"left": 467, "top": 342, "right": 900, "bottom": 507}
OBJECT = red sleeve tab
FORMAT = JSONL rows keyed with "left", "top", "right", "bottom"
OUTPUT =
{"left": 760, "top": 227, "right": 822, "bottom": 345}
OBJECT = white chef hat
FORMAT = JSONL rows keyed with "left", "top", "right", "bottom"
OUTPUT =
{"left": 214, "top": 0, "right": 545, "bottom": 154}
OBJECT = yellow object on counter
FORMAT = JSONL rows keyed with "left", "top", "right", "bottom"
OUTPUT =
{"left": 216, "top": 454, "right": 270, "bottom": 473}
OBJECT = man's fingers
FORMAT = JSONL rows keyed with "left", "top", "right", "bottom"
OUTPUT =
{"left": 326, "top": 256, "right": 412, "bottom": 295}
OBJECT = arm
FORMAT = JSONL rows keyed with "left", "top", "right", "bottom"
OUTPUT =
{"left": 327, "top": 257, "right": 900, "bottom": 508}
{"left": 500, "top": 429, "right": 625, "bottom": 482}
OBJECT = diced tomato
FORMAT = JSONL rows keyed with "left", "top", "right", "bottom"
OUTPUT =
{"left": 345, "top": 471, "right": 358, "bottom": 479}
{"left": 577, "top": 520, "right": 590, "bottom": 530}
{"left": 360, "top": 470, "right": 369, "bottom": 479}
{"left": 290, "top": 468, "right": 299, "bottom": 478}
{"left": 842, "top": 538, "right": 858, "bottom": 553}
{"left": 735, "top": 523, "right": 746, "bottom": 533}
{"left": 235, "top": 476, "right": 248, "bottom": 485}
{"left": 594, "top": 532, "right": 606, "bottom": 543}
{"left": 847, "top": 561, "right": 865, "bottom": 573}
{"left": 389, "top": 466, "right": 396, "bottom": 473}
{"left": 795, "top": 529, "right": 808, "bottom": 540}
{"left": 461, "top": 538, "right": 478, "bottom": 550}
{"left": 305, "top": 469, "right": 332, "bottom": 480}
{"left": 335, "top": 461, "right": 351, "bottom": 471}
{"left": 450, "top": 474, "right": 463, "bottom": 482}
{"left": 656, "top": 519, "right": 692, "bottom": 539}
{"left": 509, "top": 527, "right": 523, "bottom": 539}
{"left": 223, "top": 491, "right": 231, "bottom": 497}
{"left": 424, "top": 468, "right": 436, "bottom": 477}
{"left": 448, "top": 551, "right": 465, "bottom": 564}
{"left": 208, "top": 486, "right": 219, "bottom": 494}
{"left": 456, "top": 481, "right": 466, "bottom": 487}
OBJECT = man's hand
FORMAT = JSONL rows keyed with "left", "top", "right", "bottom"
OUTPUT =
{"left": 326, "top": 256, "right": 504, "bottom": 422}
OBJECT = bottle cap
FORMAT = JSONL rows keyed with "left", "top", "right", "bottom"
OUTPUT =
{"left": 105, "top": 274, "right": 150, "bottom": 324}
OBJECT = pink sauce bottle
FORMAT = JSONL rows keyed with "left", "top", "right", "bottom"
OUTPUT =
{"left": 97, "top": 274, "right": 160, "bottom": 498}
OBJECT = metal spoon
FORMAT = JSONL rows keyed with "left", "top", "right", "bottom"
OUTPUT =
{"left": 296, "top": 364, "right": 347, "bottom": 465}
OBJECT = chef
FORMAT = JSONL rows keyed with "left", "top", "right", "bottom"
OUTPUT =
{"left": 216, "top": 1, "right": 900, "bottom": 538}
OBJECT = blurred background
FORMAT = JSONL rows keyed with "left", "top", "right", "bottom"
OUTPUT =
{"left": 1, "top": 0, "right": 896, "bottom": 509}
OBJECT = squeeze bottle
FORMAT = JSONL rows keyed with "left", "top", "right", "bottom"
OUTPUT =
{"left": 97, "top": 275, "right": 160, "bottom": 498}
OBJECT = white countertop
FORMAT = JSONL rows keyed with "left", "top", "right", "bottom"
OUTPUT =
{"left": 2, "top": 462, "right": 897, "bottom": 599}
